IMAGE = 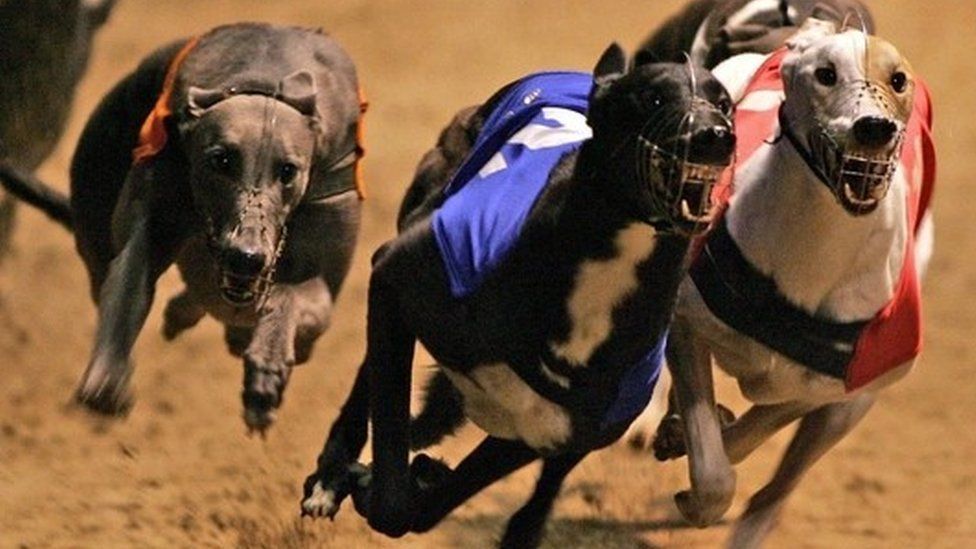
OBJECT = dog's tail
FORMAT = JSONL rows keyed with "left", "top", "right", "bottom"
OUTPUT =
{"left": 0, "top": 162, "right": 73, "bottom": 231}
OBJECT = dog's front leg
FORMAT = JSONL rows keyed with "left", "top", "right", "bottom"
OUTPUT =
{"left": 76, "top": 192, "right": 177, "bottom": 414}
{"left": 241, "top": 277, "right": 332, "bottom": 433}
{"left": 363, "top": 272, "right": 417, "bottom": 538}
{"left": 667, "top": 315, "right": 736, "bottom": 527}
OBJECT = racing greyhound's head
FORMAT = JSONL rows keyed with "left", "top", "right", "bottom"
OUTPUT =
{"left": 182, "top": 70, "right": 321, "bottom": 306}
{"left": 780, "top": 18, "right": 916, "bottom": 215}
{"left": 590, "top": 44, "right": 736, "bottom": 235}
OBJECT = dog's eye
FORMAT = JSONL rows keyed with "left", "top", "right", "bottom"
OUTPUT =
{"left": 890, "top": 71, "right": 908, "bottom": 93}
{"left": 206, "top": 149, "right": 233, "bottom": 173}
{"left": 278, "top": 162, "right": 299, "bottom": 185}
{"left": 814, "top": 67, "right": 837, "bottom": 87}
{"left": 642, "top": 92, "right": 663, "bottom": 109}
{"left": 717, "top": 98, "right": 733, "bottom": 115}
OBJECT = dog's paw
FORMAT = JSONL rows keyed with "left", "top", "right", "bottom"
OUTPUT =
{"left": 652, "top": 413, "right": 686, "bottom": 461}
{"left": 674, "top": 486, "right": 734, "bottom": 528}
{"left": 408, "top": 454, "right": 453, "bottom": 533}
{"left": 410, "top": 453, "right": 452, "bottom": 493}
{"left": 674, "top": 466, "right": 736, "bottom": 528}
{"left": 650, "top": 404, "right": 735, "bottom": 461}
{"left": 75, "top": 361, "right": 133, "bottom": 416}
{"left": 301, "top": 478, "right": 341, "bottom": 519}
{"left": 366, "top": 491, "right": 413, "bottom": 539}
{"left": 241, "top": 356, "right": 292, "bottom": 434}
{"left": 301, "top": 463, "right": 370, "bottom": 520}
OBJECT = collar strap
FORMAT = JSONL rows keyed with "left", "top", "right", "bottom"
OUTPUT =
{"left": 777, "top": 106, "right": 837, "bottom": 194}
{"left": 133, "top": 36, "right": 202, "bottom": 165}
{"left": 690, "top": 215, "right": 870, "bottom": 379}
{"left": 302, "top": 146, "right": 360, "bottom": 203}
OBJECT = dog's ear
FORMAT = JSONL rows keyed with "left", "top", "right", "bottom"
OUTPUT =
{"left": 592, "top": 43, "right": 627, "bottom": 103}
{"left": 82, "top": 0, "right": 117, "bottom": 28}
{"left": 785, "top": 14, "right": 838, "bottom": 52}
{"left": 633, "top": 46, "right": 660, "bottom": 69}
{"left": 187, "top": 86, "right": 227, "bottom": 118}
{"left": 594, "top": 43, "right": 627, "bottom": 86}
{"left": 279, "top": 70, "right": 318, "bottom": 117}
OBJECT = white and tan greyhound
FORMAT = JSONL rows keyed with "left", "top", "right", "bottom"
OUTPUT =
{"left": 632, "top": 17, "right": 935, "bottom": 547}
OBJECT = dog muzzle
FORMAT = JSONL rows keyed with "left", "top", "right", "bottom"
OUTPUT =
{"left": 783, "top": 110, "right": 904, "bottom": 216}
{"left": 637, "top": 135, "right": 727, "bottom": 234}
{"left": 207, "top": 221, "right": 289, "bottom": 308}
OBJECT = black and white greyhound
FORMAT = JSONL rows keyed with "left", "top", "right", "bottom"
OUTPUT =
{"left": 300, "top": 45, "right": 735, "bottom": 547}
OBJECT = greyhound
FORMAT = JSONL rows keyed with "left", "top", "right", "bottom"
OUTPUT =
{"left": 300, "top": 45, "right": 736, "bottom": 547}
{"left": 62, "top": 23, "right": 365, "bottom": 433}
{"left": 624, "top": 0, "right": 877, "bottom": 448}
{"left": 0, "top": 0, "right": 116, "bottom": 246}
{"left": 636, "top": 0, "right": 872, "bottom": 69}
{"left": 632, "top": 13, "right": 935, "bottom": 548}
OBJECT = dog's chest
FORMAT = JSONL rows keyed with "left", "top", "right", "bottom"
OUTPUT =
{"left": 443, "top": 223, "right": 660, "bottom": 450}
{"left": 678, "top": 279, "right": 915, "bottom": 404}
{"left": 549, "top": 223, "right": 658, "bottom": 367}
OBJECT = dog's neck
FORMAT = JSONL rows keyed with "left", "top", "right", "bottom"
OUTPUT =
{"left": 724, "top": 126, "right": 908, "bottom": 322}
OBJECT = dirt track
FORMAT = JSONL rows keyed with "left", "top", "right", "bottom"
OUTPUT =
{"left": 1, "top": 1, "right": 974, "bottom": 547}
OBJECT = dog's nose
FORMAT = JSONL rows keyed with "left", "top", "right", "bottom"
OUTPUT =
{"left": 690, "top": 125, "right": 736, "bottom": 164}
{"left": 853, "top": 116, "right": 898, "bottom": 148}
{"left": 223, "top": 247, "right": 266, "bottom": 277}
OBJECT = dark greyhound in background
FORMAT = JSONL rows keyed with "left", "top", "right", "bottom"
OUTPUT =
{"left": 52, "top": 23, "right": 365, "bottom": 432}
{"left": 635, "top": 0, "right": 873, "bottom": 69}
{"left": 0, "top": 0, "right": 116, "bottom": 247}
{"left": 300, "top": 45, "right": 736, "bottom": 547}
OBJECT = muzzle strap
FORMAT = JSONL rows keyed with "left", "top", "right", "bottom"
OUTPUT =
{"left": 777, "top": 107, "right": 836, "bottom": 193}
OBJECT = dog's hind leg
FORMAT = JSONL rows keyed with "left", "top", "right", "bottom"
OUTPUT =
{"left": 728, "top": 393, "right": 875, "bottom": 549}
{"left": 722, "top": 401, "right": 819, "bottom": 464}
{"left": 161, "top": 289, "right": 205, "bottom": 341}
{"left": 667, "top": 315, "right": 736, "bottom": 527}
{"left": 395, "top": 436, "right": 538, "bottom": 534}
{"left": 498, "top": 452, "right": 587, "bottom": 549}
{"left": 652, "top": 400, "right": 814, "bottom": 464}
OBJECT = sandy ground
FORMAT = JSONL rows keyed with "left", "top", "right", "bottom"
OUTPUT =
{"left": 1, "top": 1, "right": 974, "bottom": 547}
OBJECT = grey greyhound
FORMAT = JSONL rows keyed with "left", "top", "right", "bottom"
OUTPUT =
{"left": 300, "top": 45, "right": 736, "bottom": 547}
{"left": 0, "top": 0, "right": 116, "bottom": 245}
{"left": 58, "top": 23, "right": 364, "bottom": 432}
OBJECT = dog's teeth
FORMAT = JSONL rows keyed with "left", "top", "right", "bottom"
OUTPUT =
{"left": 872, "top": 183, "right": 887, "bottom": 200}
